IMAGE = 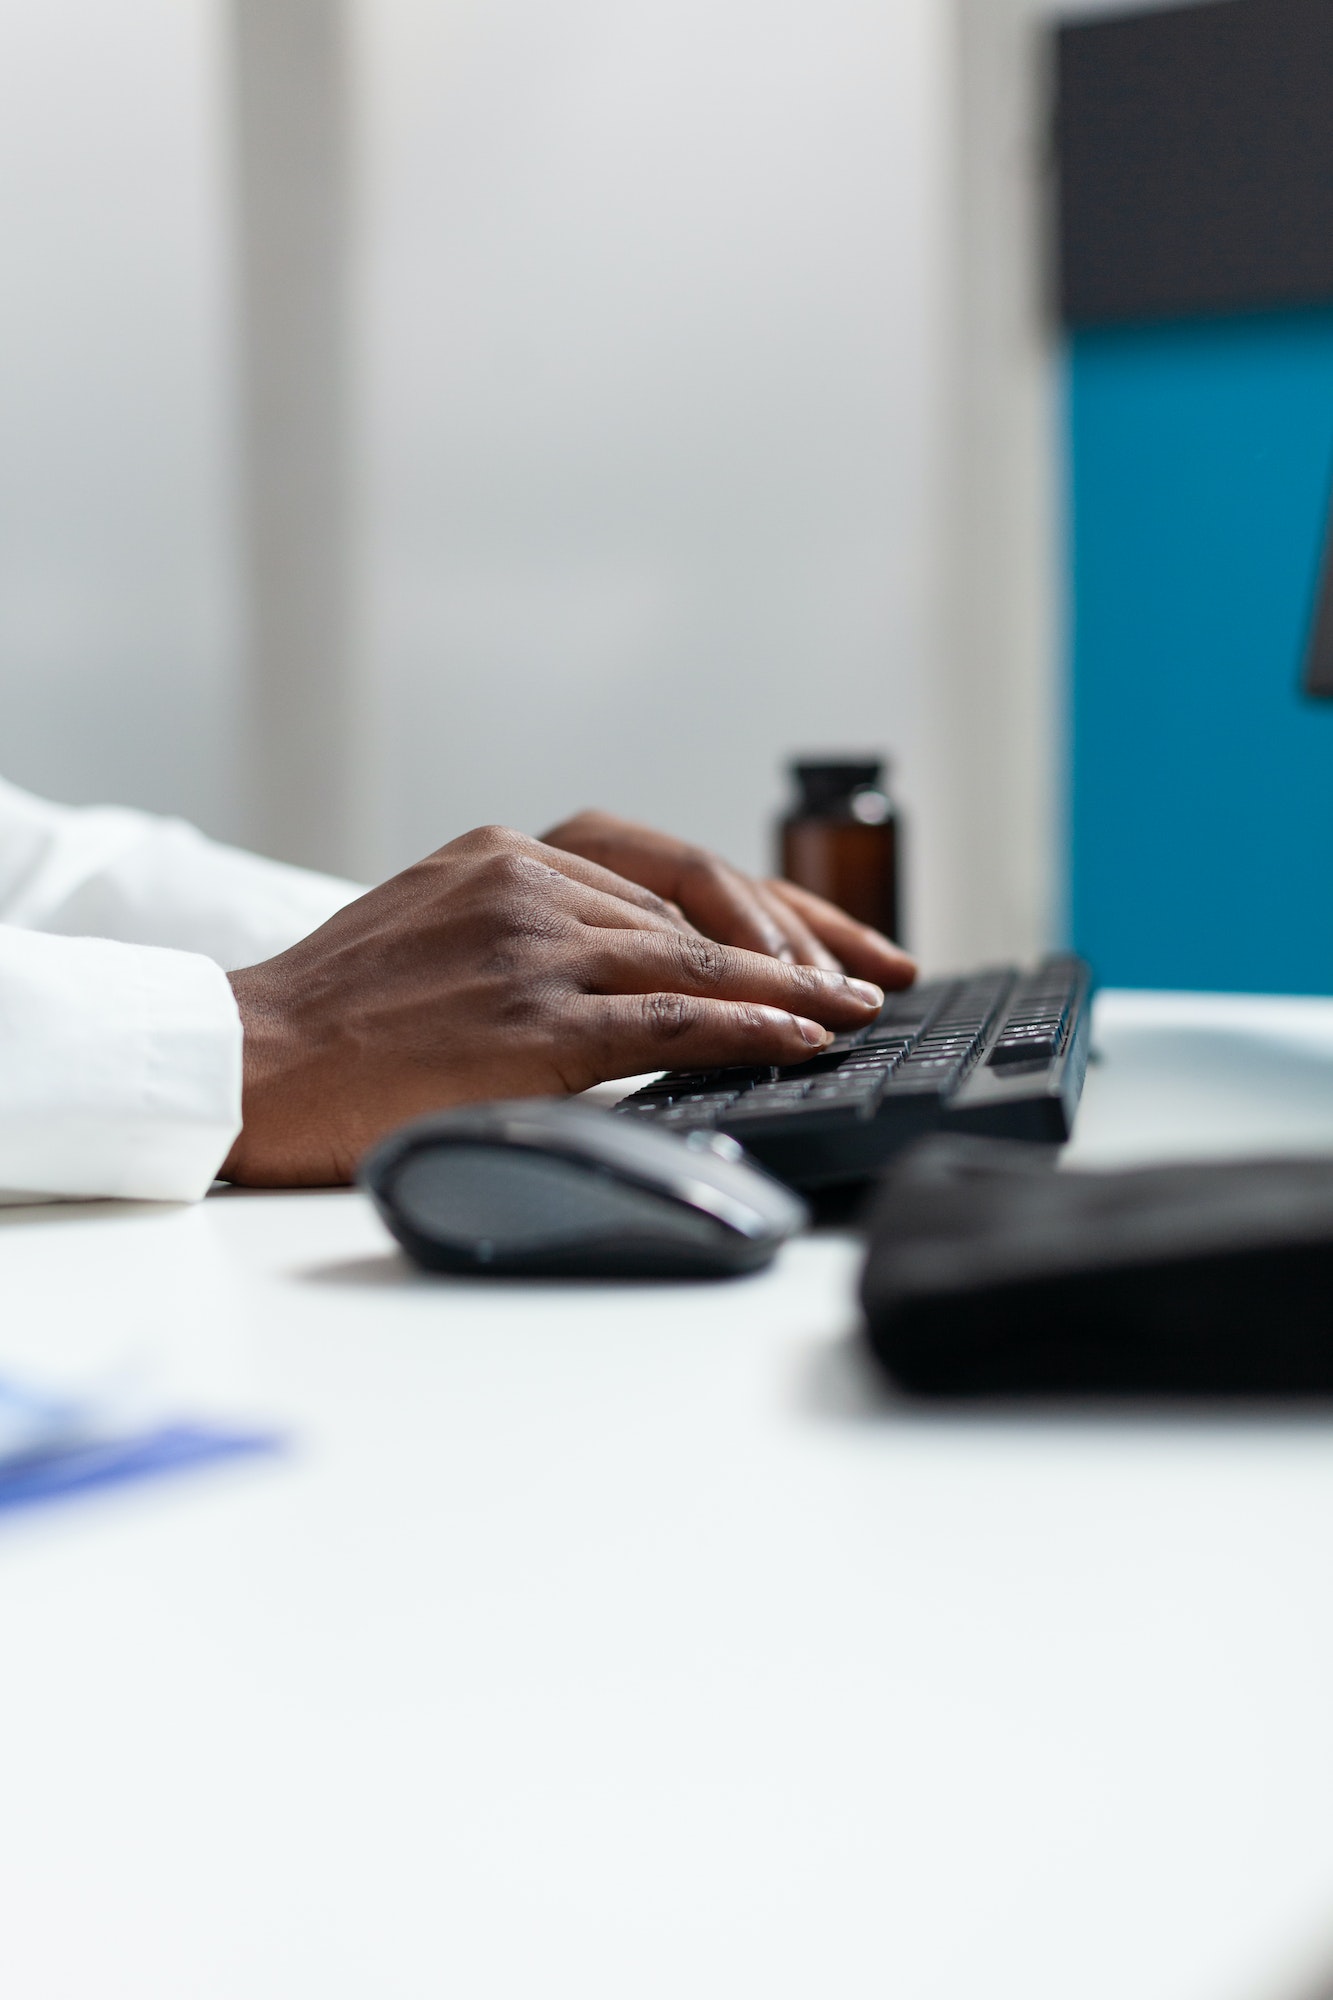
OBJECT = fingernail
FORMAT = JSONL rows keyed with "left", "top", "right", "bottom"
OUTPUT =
{"left": 844, "top": 978, "right": 884, "bottom": 1007}
{"left": 795, "top": 1016, "right": 833, "bottom": 1046}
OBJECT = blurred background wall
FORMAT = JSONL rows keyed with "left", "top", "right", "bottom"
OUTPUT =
{"left": 355, "top": 0, "right": 943, "bottom": 904}
{"left": 0, "top": 0, "right": 239, "bottom": 836}
{"left": 0, "top": 0, "right": 1174, "bottom": 972}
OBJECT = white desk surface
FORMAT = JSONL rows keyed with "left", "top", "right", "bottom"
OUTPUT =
{"left": 6, "top": 990, "right": 1333, "bottom": 2000}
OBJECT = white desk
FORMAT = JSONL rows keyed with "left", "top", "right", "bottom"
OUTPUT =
{"left": 6, "top": 991, "right": 1333, "bottom": 2000}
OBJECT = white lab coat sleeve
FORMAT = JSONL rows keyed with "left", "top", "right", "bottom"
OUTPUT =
{"left": 0, "top": 776, "right": 375, "bottom": 1204}
{"left": 0, "top": 774, "right": 365, "bottom": 968}
{"left": 0, "top": 928, "right": 243, "bottom": 1204}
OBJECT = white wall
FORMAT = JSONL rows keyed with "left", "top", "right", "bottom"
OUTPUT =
{"left": 0, "top": 0, "right": 1094, "bottom": 974}
{"left": 355, "top": 0, "right": 950, "bottom": 945}
{"left": 0, "top": 0, "right": 240, "bottom": 836}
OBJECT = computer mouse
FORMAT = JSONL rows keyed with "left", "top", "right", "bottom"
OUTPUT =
{"left": 359, "top": 1097, "right": 810, "bottom": 1278}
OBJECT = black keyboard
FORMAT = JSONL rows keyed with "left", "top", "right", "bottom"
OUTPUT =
{"left": 614, "top": 956, "right": 1093, "bottom": 1190}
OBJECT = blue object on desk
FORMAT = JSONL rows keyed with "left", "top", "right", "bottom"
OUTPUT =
{"left": 0, "top": 1423, "right": 282, "bottom": 1515}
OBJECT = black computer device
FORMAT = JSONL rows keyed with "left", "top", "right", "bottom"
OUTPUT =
{"left": 861, "top": 1136, "right": 1333, "bottom": 1397}
{"left": 614, "top": 955, "right": 1093, "bottom": 1191}
{"left": 360, "top": 1098, "right": 810, "bottom": 1279}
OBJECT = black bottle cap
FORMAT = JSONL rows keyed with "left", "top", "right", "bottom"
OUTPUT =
{"left": 790, "top": 758, "right": 885, "bottom": 814}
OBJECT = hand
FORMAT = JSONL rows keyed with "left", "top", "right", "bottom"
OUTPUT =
{"left": 542, "top": 808, "right": 914, "bottom": 986}
{"left": 222, "top": 825, "right": 887, "bottom": 1186}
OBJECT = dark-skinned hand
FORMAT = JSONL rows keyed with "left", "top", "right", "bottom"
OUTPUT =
{"left": 542, "top": 808, "right": 914, "bottom": 984}
{"left": 223, "top": 824, "right": 892, "bottom": 1186}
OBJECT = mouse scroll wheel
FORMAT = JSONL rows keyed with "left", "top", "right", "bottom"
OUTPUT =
{"left": 684, "top": 1130, "right": 744, "bottom": 1163}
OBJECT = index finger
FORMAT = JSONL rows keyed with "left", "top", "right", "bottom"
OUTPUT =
{"left": 581, "top": 927, "right": 884, "bottom": 1029}
{"left": 765, "top": 880, "right": 916, "bottom": 988}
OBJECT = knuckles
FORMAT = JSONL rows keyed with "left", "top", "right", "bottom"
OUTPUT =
{"left": 437, "top": 825, "right": 586, "bottom": 972}
{"left": 642, "top": 991, "right": 703, "bottom": 1040}
{"left": 466, "top": 827, "right": 572, "bottom": 905}
{"left": 456, "top": 822, "right": 528, "bottom": 857}
{"left": 677, "top": 933, "right": 729, "bottom": 987}
{"left": 781, "top": 962, "right": 827, "bottom": 1006}
{"left": 679, "top": 844, "right": 723, "bottom": 881}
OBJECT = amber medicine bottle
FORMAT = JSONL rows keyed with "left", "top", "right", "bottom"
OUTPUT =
{"left": 778, "top": 758, "right": 902, "bottom": 943}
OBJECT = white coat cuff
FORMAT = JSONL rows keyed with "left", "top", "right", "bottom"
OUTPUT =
{"left": 0, "top": 930, "right": 243, "bottom": 1203}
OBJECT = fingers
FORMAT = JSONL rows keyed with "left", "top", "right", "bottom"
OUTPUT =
{"left": 542, "top": 812, "right": 794, "bottom": 959}
{"left": 539, "top": 810, "right": 915, "bottom": 985}
{"left": 554, "top": 876, "right": 694, "bottom": 937}
{"left": 765, "top": 879, "right": 916, "bottom": 988}
{"left": 579, "top": 991, "right": 839, "bottom": 1075}
{"left": 521, "top": 836, "right": 694, "bottom": 933}
{"left": 753, "top": 880, "right": 841, "bottom": 972}
{"left": 667, "top": 854, "right": 794, "bottom": 959}
{"left": 580, "top": 929, "right": 883, "bottom": 1028}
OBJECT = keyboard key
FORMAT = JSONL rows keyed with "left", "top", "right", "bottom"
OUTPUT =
{"left": 612, "top": 957, "right": 1091, "bottom": 1188}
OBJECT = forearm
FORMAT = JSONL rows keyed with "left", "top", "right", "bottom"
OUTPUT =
{"left": 0, "top": 775, "right": 362, "bottom": 968}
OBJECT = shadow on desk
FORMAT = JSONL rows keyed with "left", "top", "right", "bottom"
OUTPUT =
{"left": 303, "top": 1251, "right": 439, "bottom": 1289}
{"left": 0, "top": 1198, "right": 185, "bottom": 1230}
{"left": 301, "top": 1250, "right": 765, "bottom": 1293}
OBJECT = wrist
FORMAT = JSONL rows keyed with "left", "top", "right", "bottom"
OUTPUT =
{"left": 221, "top": 964, "right": 292, "bottom": 1183}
